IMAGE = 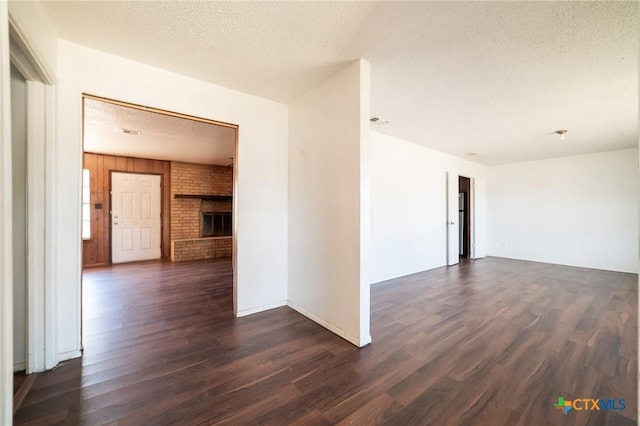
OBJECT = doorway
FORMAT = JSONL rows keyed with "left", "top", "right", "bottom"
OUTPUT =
{"left": 81, "top": 94, "right": 238, "bottom": 268}
{"left": 458, "top": 176, "right": 472, "bottom": 258}
{"left": 81, "top": 94, "right": 239, "bottom": 352}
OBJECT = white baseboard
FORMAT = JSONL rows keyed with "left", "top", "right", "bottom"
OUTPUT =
{"left": 57, "top": 349, "right": 82, "bottom": 363}
{"left": 236, "top": 300, "right": 286, "bottom": 317}
{"left": 287, "top": 301, "right": 371, "bottom": 347}
{"left": 13, "top": 361, "right": 25, "bottom": 372}
{"left": 359, "top": 333, "right": 372, "bottom": 346}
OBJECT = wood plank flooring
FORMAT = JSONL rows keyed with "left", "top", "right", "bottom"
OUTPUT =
{"left": 13, "top": 257, "right": 637, "bottom": 425}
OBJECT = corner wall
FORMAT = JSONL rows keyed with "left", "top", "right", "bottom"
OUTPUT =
{"left": 369, "top": 131, "right": 488, "bottom": 284}
{"left": 288, "top": 60, "right": 371, "bottom": 347}
{"left": 487, "top": 148, "right": 639, "bottom": 273}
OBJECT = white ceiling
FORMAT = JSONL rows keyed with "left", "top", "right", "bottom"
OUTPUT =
{"left": 84, "top": 98, "right": 235, "bottom": 166}
{"left": 43, "top": 1, "right": 638, "bottom": 165}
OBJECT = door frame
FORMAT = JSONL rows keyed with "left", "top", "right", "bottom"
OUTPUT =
{"left": 458, "top": 175, "right": 473, "bottom": 258}
{"left": 2, "top": 6, "right": 57, "bottom": 419}
{"left": 447, "top": 172, "right": 477, "bottom": 264}
{"left": 80, "top": 94, "right": 239, "bottom": 315}
{"left": 108, "top": 170, "right": 164, "bottom": 264}
{"left": 464, "top": 175, "right": 477, "bottom": 259}
{"left": 8, "top": 12, "right": 57, "bottom": 376}
{"left": 446, "top": 171, "right": 459, "bottom": 266}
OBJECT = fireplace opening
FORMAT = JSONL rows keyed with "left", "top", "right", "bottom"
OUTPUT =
{"left": 201, "top": 211, "right": 232, "bottom": 237}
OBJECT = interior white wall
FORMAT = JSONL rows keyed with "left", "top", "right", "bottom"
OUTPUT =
{"left": 487, "top": 148, "right": 639, "bottom": 273}
{"left": 7, "top": 1, "right": 57, "bottom": 82}
{"left": 54, "top": 39, "right": 289, "bottom": 360}
{"left": 0, "top": 2, "right": 14, "bottom": 421}
{"left": 369, "top": 131, "right": 487, "bottom": 284}
{"left": 288, "top": 60, "right": 371, "bottom": 347}
{"left": 10, "top": 63, "right": 26, "bottom": 371}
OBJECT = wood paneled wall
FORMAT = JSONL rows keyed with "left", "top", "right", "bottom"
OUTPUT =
{"left": 82, "top": 153, "right": 171, "bottom": 267}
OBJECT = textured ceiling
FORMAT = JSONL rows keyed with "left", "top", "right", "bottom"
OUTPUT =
{"left": 43, "top": 1, "right": 638, "bottom": 165}
{"left": 84, "top": 98, "right": 235, "bottom": 166}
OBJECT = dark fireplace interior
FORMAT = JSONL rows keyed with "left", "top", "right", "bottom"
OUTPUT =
{"left": 201, "top": 211, "right": 232, "bottom": 237}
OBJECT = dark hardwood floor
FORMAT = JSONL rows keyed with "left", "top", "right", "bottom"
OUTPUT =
{"left": 14, "top": 371, "right": 27, "bottom": 395}
{"left": 13, "top": 257, "right": 637, "bottom": 425}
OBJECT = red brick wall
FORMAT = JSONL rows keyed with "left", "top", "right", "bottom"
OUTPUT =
{"left": 171, "top": 238, "right": 232, "bottom": 262}
{"left": 170, "top": 161, "right": 233, "bottom": 261}
{"left": 171, "top": 161, "right": 232, "bottom": 196}
{"left": 171, "top": 162, "right": 232, "bottom": 240}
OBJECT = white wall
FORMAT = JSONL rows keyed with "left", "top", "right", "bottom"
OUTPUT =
{"left": 288, "top": 60, "right": 371, "bottom": 347}
{"left": 487, "top": 148, "right": 638, "bottom": 273}
{"left": 0, "top": 2, "right": 14, "bottom": 421}
{"left": 8, "top": 1, "right": 57, "bottom": 82}
{"left": 10, "top": 63, "right": 26, "bottom": 371}
{"left": 370, "top": 131, "right": 487, "bottom": 284}
{"left": 54, "top": 40, "right": 289, "bottom": 360}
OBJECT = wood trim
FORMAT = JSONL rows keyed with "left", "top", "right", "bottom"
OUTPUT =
{"left": 173, "top": 236, "right": 232, "bottom": 243}
{"left": 174, "top": 194, "right": 232, "bottom": 201}
{"left": 82, "top": 94, "right": 239, "bottom": 129}
{"left": 232, "top": 125, "right": 239, "bottom": 317}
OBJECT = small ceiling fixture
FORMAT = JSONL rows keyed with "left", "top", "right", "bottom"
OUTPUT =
{"left": 122, "top": 128, "right": 142, "bottom": 136}
{"left": 370, "top": 116, "right": 389, "bottom": 124}
{"left": 555, "top": 129, "right": 568, "bottom": 141}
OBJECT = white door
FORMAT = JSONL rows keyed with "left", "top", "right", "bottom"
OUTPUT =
{"left": 446, "top": 171, "right": 459, "bottom": 266}
{"left": 111, "top": 172, "right": 161, "bottom": 263}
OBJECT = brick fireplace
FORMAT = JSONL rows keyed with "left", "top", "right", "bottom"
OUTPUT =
{"left": 170, "top": 161, "right": 233, "bottom": 262}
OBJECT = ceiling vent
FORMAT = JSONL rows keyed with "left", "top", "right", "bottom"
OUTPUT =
{"left": 122, "top": 128, "right": 142, "bottom": 136}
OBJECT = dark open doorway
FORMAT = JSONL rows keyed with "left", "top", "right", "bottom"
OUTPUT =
{"left": 458, "top": 176, "right": 471, "bottom": 258}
